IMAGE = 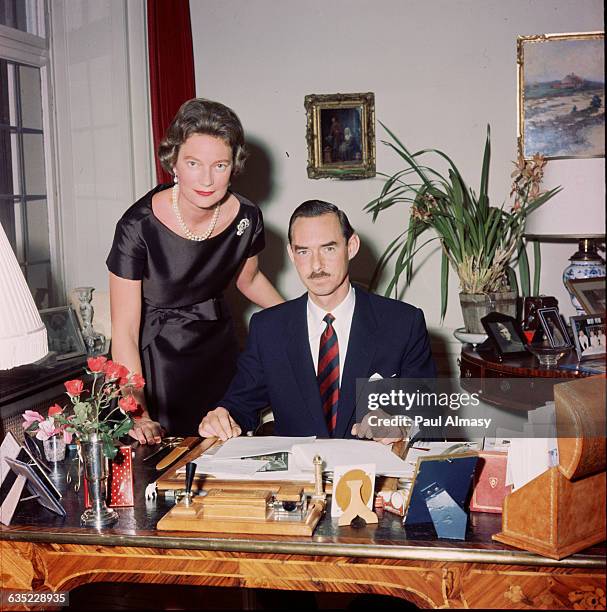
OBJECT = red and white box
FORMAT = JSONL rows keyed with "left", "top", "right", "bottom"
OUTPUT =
{"left": 470, "top": 450, "right": 512, "bottom": 514}
{"left": 84, "top": 446, "right": 134, "bottom": 508}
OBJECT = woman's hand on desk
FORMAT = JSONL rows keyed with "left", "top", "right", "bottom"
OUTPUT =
{"left": 129, "top": 415, "right": 165, "bottom": 445}
{"left": 198, "top": 407, "right": 242, "bottom": 441}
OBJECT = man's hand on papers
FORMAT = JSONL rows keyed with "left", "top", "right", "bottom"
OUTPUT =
{"left": 351, "top": 408, "right": 409, "bottom": 445}
{"left": 198, "top": 407, "right": 242, "bottom": 441}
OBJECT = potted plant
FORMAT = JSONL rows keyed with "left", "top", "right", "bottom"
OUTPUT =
{"left": 365, "top": 124, "right": 561, "bottom": 333}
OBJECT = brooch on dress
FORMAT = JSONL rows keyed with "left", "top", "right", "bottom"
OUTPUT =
{"left": 236, "top": 218, "right": 250, "bottom": 236}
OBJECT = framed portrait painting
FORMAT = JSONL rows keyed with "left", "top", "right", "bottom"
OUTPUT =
{"left": 305, "top": 92, "right": 376, "bottom": 179}
{"left": 517, "top": 31, "right": 604, "bottom": 159}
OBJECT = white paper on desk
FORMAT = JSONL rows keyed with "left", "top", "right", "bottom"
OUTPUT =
{"left": 211, "top": 436, "right": 316, "bottom": 459}
{"left": 291, "top": 439, "right": 409, "bottom": 477}
{"left": 177, "top": 456, "right": 316, "bottom": 481}
{"left": 496, "top": 428, "right": 525, "bottom": 487}
{"left": 181, "top": 458, "right": 269, "bottom": 477}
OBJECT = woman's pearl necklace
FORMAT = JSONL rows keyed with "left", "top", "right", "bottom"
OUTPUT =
{"left": 171, "top": 183, "right": 221, "bottom": 241}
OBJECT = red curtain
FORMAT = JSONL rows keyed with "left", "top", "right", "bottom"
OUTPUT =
{"left": 147, "top": 0, "right": 196, "bottom": 184}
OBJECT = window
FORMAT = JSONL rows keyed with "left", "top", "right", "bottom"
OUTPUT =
{"left": 0, "top": 0, "right": 43, "bottom": 36}
{"left": 0, "top": 58, "right": 51, "bottom": 307}
{"left": 0, "top": 0, "right": 53, "bottom": 308}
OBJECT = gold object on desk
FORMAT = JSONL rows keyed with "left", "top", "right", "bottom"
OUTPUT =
{"left": 156, "top": 437, "right": 200, "bottom": 470}
{"left": 156, "top": 439, "right": 326, "bottom": 535}
{"left": 142, "top": 437, "right": 183, "bottom": 462}
{"left": 157, "top": 484, "right": 325, "bottom": 536}
{"left": 311, "top": 454, "right": 326, "bottom": 501}
{"left": 336, "top": 469, "right": 378, "bottom": 527}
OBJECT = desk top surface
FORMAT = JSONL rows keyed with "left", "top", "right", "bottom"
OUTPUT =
{"left": 2, "top": 443, "right": 605, "bottom": 569}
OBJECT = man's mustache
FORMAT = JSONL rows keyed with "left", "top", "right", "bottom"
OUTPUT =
{"left": 308, "top": 271, "right": 330, "bottom": 279}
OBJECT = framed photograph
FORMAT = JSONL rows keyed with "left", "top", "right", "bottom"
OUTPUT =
{"left": 481, "top": 312, "right": 529, "bottom": 358}
{"left": 4, "top": 457, "right": 65, "bottom": 517}
{"left": 570, "top": 314, "right": 606, "bottom": 360}
{"left": 522, "top": 295, "right": 558, "bottom": 331}
{"left": 566, "top": 277, "right": 606, "bottom": 314}
{"left": 305, "top": 92, "right": 376, "bottom": 179}
{"left": 39, "top": 306, "right": 86, "bottom": 360}
{"left": 537, "top": 307, "right": 572, "bottom": 348}
{"left": 517, "top": 31, "right": 604, "bottom": 159}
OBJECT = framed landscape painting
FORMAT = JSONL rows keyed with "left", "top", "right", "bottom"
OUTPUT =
{"left": 517, "top": 32, "right": 604, "bottom": 159}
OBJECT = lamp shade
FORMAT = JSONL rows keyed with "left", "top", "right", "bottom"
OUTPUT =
{"left": 525, "top": 159, "right": 605, "bottom": 237}
{"left": 0, "top": 223, "right": 48, "bottom": 369}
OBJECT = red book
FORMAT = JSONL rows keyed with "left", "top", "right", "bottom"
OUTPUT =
{"left": 470, "top": 451, "right": 512, "bottom": 514}
{"left": 84, "top": 447, "right": 134, "bottom": 508}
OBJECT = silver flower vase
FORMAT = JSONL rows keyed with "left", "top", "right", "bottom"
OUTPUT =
{"left": 80, "top": 434, "right": 118, "bottom": 527}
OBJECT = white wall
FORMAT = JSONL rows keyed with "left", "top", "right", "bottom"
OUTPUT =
{"left": 49, "top": 0, "right": 153, "bottom": 296}
{"left": 189, "top": 0, "right": 604, "bottom": 360}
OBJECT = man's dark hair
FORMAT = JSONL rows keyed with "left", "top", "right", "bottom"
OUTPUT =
{"left": 288, "top": 200, "right": 355, "bottom": 244}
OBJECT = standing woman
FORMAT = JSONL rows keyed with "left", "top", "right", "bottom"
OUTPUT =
{"left": 107, "top": 99, "right": 283, "bottom": 442}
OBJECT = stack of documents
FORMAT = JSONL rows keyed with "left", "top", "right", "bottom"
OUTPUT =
{"left": 178, "top": 436, "right": 411, "bottom": 480}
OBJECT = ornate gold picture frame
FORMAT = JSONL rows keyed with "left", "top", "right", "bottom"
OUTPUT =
{"left": 305, "top": 92, "right": 376, "bottom": 179}
{"left": 517, "top": 31, "right": 604, "bottom": 159}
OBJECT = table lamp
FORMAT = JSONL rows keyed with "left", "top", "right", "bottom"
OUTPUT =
{"left": 0, "top": 223, "right": 48, "bottom": 369}
{"left": 524, "top": 159, "right": 605, "bottom": 313}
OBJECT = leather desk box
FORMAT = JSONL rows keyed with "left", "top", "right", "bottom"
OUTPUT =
{"left": 470, "top": 450, "right": 511, "bottom": 514}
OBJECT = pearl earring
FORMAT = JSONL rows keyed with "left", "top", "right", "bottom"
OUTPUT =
{"left": 173, "top": 170, "right": 179, "bottom": 184}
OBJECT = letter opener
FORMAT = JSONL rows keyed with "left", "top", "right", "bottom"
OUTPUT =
{"left": 156, "top": 437, "right": 201, "bottom": 471}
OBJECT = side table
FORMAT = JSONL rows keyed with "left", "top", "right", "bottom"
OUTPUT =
{"left": 459, "top": 346, "right": 596, "bottom": 410}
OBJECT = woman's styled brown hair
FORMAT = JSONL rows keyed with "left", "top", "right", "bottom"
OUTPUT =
{"left": 158, "top": 98, "right": 247, "bottom": 176}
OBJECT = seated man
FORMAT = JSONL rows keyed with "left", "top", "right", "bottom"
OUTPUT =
{"left": 199, "top": 200, "right": 436, "bottom": 442}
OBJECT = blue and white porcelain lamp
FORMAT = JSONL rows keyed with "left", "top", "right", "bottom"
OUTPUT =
{"left": 524, "top": 159, "right": 605, "bottom": 314}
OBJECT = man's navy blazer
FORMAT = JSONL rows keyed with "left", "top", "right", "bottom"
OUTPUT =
{"left": 221, "top": 286, "right": 437, "bottom": 438}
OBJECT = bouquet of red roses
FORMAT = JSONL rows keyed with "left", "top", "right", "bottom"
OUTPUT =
{"left": 23, "top": 356, "right": 144, "bottom": 459}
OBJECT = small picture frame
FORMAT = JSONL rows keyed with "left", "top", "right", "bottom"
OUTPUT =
{"left": 481, "top": 312, "right": 529, "bottom": 358}
{"left": 537, "top": 307, "right": 572, "bottom": 348}
{"left": 39, "top": 306, "right": 86, "bottom": 360}
{"left": 4, "top": 457, "right": 66, "bottom": 517}
{"left": 570, "top": 314, "right": 606, "bottom": 360}
{"left": 566, "top": 277, "right": 606, "bottom": 315}
{"left": 522, "top": 295, "right": 558, "bottom": 331}
{"left": 305, "top": 92, "right": 376, "bottom": 179}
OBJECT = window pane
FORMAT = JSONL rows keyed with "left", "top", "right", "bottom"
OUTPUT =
{"left": 25, "top": 197, "right": 48, "bottom": 261}
{"left": 13, "top": 196, "right": 24, "bottom": 260}
{"left": 0, "top": 127, "right": 13, "bottom": 194}
{"left": 19, "top": 65, "right": 42, "bottom": 129}
{"left": 0, "top": 0, "right": 27, "bottom": 32}
{"left": 0, "top": 60, "right": 17, "bottom": 127}
{"left": 0, "top": 59, "right": 9, "bottom": 125}
{"left": 22, "top": 131, "right": 45, "bottom": 194}
{"left": 26, "top": 261, "right": 51, "bottom": 309}
{"left": 0, "top": 197, "right": 17, "bottom": 249}
{"left": 0, "top": 0, "right": 38, "bottom": 35}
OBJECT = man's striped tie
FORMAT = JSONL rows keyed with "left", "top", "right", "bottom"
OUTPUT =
{"left": 317, "top": 313, "right": 339, "bottom": 436}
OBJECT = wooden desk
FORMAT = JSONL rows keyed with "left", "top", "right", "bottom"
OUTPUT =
{"left": 1, "top": 446, "right": 605, "bottom": 610}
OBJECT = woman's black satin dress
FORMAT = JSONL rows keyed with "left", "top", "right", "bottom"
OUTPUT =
{"left": 106, "top": 184, "right": 265, "bottom": 436}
